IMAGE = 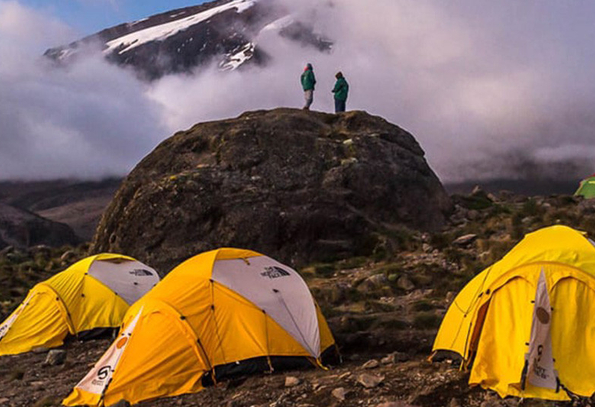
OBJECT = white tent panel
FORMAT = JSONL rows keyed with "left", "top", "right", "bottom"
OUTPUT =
{"left": 88, "top": 259, "right": 159, "bottom": 305}
{"left": 74, "top": 307, "right": 143, "bottom": 396}
{"left": 212, "top": 255, "right": 321, "bottom": 357}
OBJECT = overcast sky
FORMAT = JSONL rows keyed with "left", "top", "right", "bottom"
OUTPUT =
{"left": 2, "top": 0, "right": 595, "bottom": 182}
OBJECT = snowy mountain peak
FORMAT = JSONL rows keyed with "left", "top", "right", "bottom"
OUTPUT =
{"left": 45, "top": 0, "right": 331, "bottom": 80}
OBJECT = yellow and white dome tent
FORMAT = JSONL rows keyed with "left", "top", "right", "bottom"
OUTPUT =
{"left": 63, "top": 248, "right": 337, "bottom": 406}
{"left": 432, "top": 225, "right": 595, "bottom": 401}
{"left": 0, "top": 253, "right": 159, "bottom": 356}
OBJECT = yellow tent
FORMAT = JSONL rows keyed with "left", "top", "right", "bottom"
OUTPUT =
{"left": 0, "top": 253, "right": 159, "bottom": 356}
{"left": 432, "top": 225, "right": 595, "bottom": 400}
{"left": 64, "top": 248, "right": 337, "bottom": 407}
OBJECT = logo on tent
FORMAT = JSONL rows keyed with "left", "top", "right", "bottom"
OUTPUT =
{"left": 129, "top": 269, "right": 154, "bottom": 276}
{"left": 260, "top": 266, "right": 291, "bottom": 279}
{"left": 92, "top": 366, "right": 112, "bottom": 386}
{"left": 0, "top": 324, "right": 9, "bottom": 339}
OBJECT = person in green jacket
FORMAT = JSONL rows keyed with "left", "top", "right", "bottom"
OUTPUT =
{"left": 332, "top": 72, "right": 349, "bottom": 113}
{"left": 301, "top": 63, "right": 316, "bottom": 110}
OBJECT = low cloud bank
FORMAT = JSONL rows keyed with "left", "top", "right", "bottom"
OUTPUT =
{"left": 0, "top": 1, "right": 166, "bottom": 180}
{"left": 2, "top": 0, "right": 595, "bottom": 182}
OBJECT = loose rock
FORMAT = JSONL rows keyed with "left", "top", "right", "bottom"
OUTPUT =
{"left": 453, "top": 234, "right": 477, "bottom": 247}
{"left": 357, "top": 373, "right": 385, "bottom": 388}
{"left": 332, "top": 387, "right": 347, "bottom": 401}
{"left": 43, "top": 349, "right": 67, "bottom": 366}
{"left": 284, "top": 376, "right": 301, "bottom": 387}
{"left": 397, "top": 276, "right": 415, "bottom": 291}
{"left": 362, "top": 359, "right": 380, "bottom": 369}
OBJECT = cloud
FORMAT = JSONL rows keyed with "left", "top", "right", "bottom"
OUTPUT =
{"left": 3, "top": 0, "right": 595, "bottom": 182}
{"left": 149, "top": 0, "right": 595, "bottom": 182}
{"left": 0, "top": 1, "right": 166, "bottom": 180}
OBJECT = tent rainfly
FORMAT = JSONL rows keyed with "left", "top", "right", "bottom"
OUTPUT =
{"left": 432, "top": 225, "right": 595, "bottom": 400}
{"left": 575, "top": 174, "right": 595, "bottom": 198}
{"left": 0, "top": 253, "right": 159, "bottom": 356}
{"left": 64, "top": 248, "right": 337, "bottom": 406}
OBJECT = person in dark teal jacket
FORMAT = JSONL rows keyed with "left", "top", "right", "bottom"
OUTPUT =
{"left": 332, "top": 72, "right": 349, "bottom": 113}
{"left": 301, "top": 63, "right": 316, "bottom": 110}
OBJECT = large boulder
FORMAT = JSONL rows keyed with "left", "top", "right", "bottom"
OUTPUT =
{"left": 92, "top": 109, "right": 451, "bottom": 272}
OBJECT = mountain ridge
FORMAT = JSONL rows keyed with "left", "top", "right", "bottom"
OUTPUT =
{"left": 45, "top": 0, "right": 331, "bottom": 80}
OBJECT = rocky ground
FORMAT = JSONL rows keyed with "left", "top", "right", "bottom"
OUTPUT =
{"left": 2, "top": 188, "right": 595, "bottom": 406}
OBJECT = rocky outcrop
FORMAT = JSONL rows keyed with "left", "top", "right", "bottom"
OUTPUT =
{"left": 92, "top": 109, "right": 451, "bottom": 272}
{"left": 0, "top": 203, "right": 80, "bottom": 249}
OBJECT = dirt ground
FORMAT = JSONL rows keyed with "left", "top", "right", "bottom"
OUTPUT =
{"left": 0, "top": 335, "right": 571, "bottom": 407}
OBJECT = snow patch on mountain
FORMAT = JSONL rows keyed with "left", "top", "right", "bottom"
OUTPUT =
{"left": 105, "top": 0, "right": 257, "bottom": 55}
{"left": 220, "top": 42, "right": 255, "bottom": 70}
{"left": 261, "top": 15, "right": 294, "bottom": 33}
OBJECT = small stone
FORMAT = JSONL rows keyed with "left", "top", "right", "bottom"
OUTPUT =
{"left": 453, "top": 234, "right": 477, "bottom": 247}
{"left": 29, "top": 245, "right": 51, "bottom": 256}
{"left": 357, "top": 273, "right": 388, "bottom": 293}
{"left": 368, "top": 273, "right": 388, "bottom": 286}
{"left": 43, "top": 349, "right": 67, "bottom": 366}
{"left": 0, "top": 398, "right": 8, "bottom": 404}
{"left": 471, "top": 185, "right": 484, "bottom": 196}
{"left": 356, "top": 373, "right": 385, "bottom": 388}
{"left": 381, "top": 352, "right": 408, "bottom": 364}
{"left": 332, "top": 387, "right": 347, "bottom": 401}
{"left": 341, "top": 157, "right": 358, "bottom": 165}
{"left": 397, "top": 276, "right": 415, "bottom": 291}
{"left": 285, "top": 376, "right": 301, "bottom": 387}
{"left": 0, "top": 245, "right": 15, "bottom": 256}
{"left": 448, "top": 398, "right": 461, "bottom": 407}
{"left": 60, "top": 250, "right": 78, "bottom": 263}
{"left": 381, "top": 354, "right": 395, "bottom": 365}
{"left": 362, "top": 359, "right": 379, "bottom": 369}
